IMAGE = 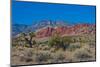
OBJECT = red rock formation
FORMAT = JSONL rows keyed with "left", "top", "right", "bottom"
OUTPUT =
{"left": 36, "top": 24, "right": 96, "bottom": 38}
{"left": 36, "top": 27, "right": 54, "bottom": 38}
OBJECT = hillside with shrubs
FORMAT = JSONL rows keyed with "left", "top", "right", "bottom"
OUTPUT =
{"left": 11, "top": 22, "right": 96, "bottom": 66}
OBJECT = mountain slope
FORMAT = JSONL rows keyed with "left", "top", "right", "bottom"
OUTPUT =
{"left": 12, "top": 24, "right": 28, "bottom": 36}
{"left": 35, "top": 24, "right": 96, "bottom": 38}
{"left": 12, "top": 20, "right": 67, "bottom": 36}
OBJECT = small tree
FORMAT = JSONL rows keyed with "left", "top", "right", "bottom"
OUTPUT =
{"left": 48, "top": 34, "right": 60, "bottom": 47}
{"left": 20, "top": 32, "right": 36, "bottom": 48}
{"left": 48, "top": 34, "right": 70, "bottom": 50}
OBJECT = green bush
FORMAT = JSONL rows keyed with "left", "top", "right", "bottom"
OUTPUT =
{"left": 68, "top": 44, "right": 81, "bottom": 51}
{"left": 48, "top": 35, "right": 70, "bottom": 50}
{"left": 32, "top": 40, "right": 36, "bottom": 45}
{"left": 63, "top": 36, "right": 73, "bottom": 43}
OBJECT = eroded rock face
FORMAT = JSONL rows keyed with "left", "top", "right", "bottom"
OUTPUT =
{"left": 36, "top": 27, "right": 54, "bottom": 38}
{"left": 35, "top": 24, "right": 96, "bottom": 38}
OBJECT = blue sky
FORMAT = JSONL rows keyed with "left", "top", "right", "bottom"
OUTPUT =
{"left": 12, "top": 1, "right": 96, "bottom": 25}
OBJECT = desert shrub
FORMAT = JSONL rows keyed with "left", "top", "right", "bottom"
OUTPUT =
{"left": 32, "top": 40, "right": 36, "bottom": 45}
{"left": 89, "top": 42, "right": 96, "bottom": 48}
{"left": 42, "top": 45, "right": 50, "bottom": 50}
{"left": 27, "top": 50, "right": 33, "bottom": 57}
{"left": 63, "top": 36, "right": 90, "bottom": 43}
{"left": 79, "top": 37, "right": 88, "bottom": 43}
{"left": 55, "top": 54, "right": 65, "bottom": 61}
{"left": 48, "top": 35, "right": 70, "bottom": 50}
{"left": 12, "top": 43, "right": 17, "bottom": 47}
{"left": 37, "top": 41, "right": 48, "bottom": 45}
{"left": 24, "top": 44, "right": 29, "bottom": 48}
{"left": 12, "top": 38, "right": 19, "bottom": 47}
{"left": 68, "top": 44, "right": 81, "bottom": 51}
{"left": 51, "top": 52, "right": 65, "bottom": 63}
{"left": 20, "top": 50, "right": 33, "bottom": 62}
{"left": 20, "top": 55, "right": 33, "bottom": 62}
{"left": 25, "top": 50, "right": 33, "bottom": 62}
{"left": 74, "top": 49, "right": 92, "bottom": 61}
{"left": 63, "top": 36, "right": 74, "bottom": 43}
{"left": 18, "top": 32, "right": 36, "bottom": 48}
{"left": 19, "top": 53, "right": 26, "bottom": 61}
{"left": 25, "top": 58, "right": 33, "bottom": 62}
{"left": 34, "top": 51, "right": 51, "bottom": 63}
{"left": 48, "top": 35, "right": 60, "bottom": 47}
{"left": 37, "top": 42, "right": 42, "bottom": 45}
{"left": 42, "top": 41, "right": 48, "bottom": 44}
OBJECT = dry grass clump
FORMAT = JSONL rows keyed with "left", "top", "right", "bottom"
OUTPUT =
{"left": 21, "top": 50, "right": 33, "bottom": 62}
{"left": 73, "top": 48, "right": 95, "bottom": 61}
{"left": 11, "top": 47, "right": 35, "bottom": 65}
{"left": 34, "top": 51, "right": 52, "bottom": 63}
{"left": 20, "top": 54, "right": 33, "bottom": 62}
{"left": 50, "top": 50, "right": 66, "bottom": 63}
{"left": 67, "top": 43, "right": 82, "bottom": 51}
{"left": 38, "top": 45, "right": 50, "bottom": 50}
{"left": 89, "top": 42, "right": 96, "bottom": 48}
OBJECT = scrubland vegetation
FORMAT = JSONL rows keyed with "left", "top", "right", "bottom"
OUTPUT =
{"left": 11, "top": 32, "right": 96, "bottom": 65}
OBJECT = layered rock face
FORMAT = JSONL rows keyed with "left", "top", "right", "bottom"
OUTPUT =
{"left": 36, "top": 24, "right": 96, "bottom": 38}
{"left": 12, "top": 20, "right": 95, "bottom": 38}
